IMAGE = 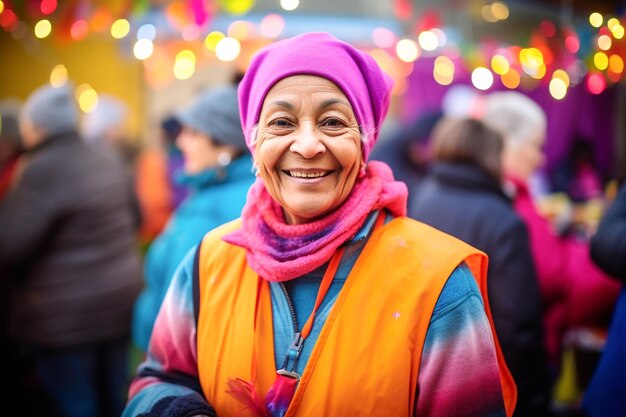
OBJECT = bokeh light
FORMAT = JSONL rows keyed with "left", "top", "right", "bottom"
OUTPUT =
{"left": 594, "top": 52, "right": 609, "bottom": 70}
{"left": 491, "top": 54, "right": 510, "bottom": 75}
{"left": 549, "top": 77, "right": 567, "bottom": 100}
{"left": 552, "top": 69, "right": 570, "bottom": 87}
{"left": 173, "top": 50, "right": 196, "bottom": 80}
{"left": 396, "top": 38, "right": 420, "bottom": 62}
{"left": 471, "top": 67, "right": 494, "bottom": 90}
{"left": 260, "top": 14, "right": 285, "bottom": 39}
{"left": 433, "top": 56, "right": 454, "bottom": 85}
{"left": 204, "top": 31, "right": 225, "bottom": 52}
{"left": 220, "top": 0, "right": 255, "bottom": 14}
{"left": 0, "top": 1, "right": 5, "bottom": 14}
{"left": 137, "top": 24, "right": 157, "bottom": 41}
{"left": 565, "top": 35, "right": 580, "bottom": 53}
{"left": 40, "top": 0, "right": 57, "bottom": 15}
{"left": 612, "top": 24, "right": 624, "bottom": 39}
{"left": 430, "top": 28, "right": 447, "bottom": 47}
{"left": 372, "top": 27, "right": 395, "bottom": 49}
{"left": 418, "top": 31, "right": 438, "bottom": 51}
{"left": 491, "top": 2, "right": 509, "bottom": 20}
{"left": 597, "top": 34, "right": 612, "bottom": 50}
{"left": 609, "top": 54, "right": 624, "bottom": 73}
{"left": 133, "top": 39, "right": 154, "bottom": 60}
{"left": 227, "top": 20, "right": 253, "bottom": 40}
{"left": 76, "top": 84, "right": 98, "bottom": 113}
{"left": 589, "top": 12, "right": 603, "bottom": 28}
{"left": 501, "top": 68, "right": 520, "bottom": 89}
{"left": 481, "top": 5, "right": 497, "bottom": 23}
{"left": 0, "top": 8, "right": 17, "bottom": 30}
{"left": 34, "top": 19, "right": 52, "bottom": 39}
{"left": 49, "top": 64, "right": 68, "bottom": 88}
{"left": 587, "top": 73, "right": 606, "bottom": 94}
{"left": 111, "top": 19, "right": 130, "bottom": 39}
{"left": 70, "top": 19, "right": 88, "bottom": 40}
{"left": 215, "top": 37, "right": 241, "bottom": 62}
{"left": 281, "top": 0, "right": 299, "bottom": 11}
{"left": 607, "top": 18, "right": 620, "bottom": 30}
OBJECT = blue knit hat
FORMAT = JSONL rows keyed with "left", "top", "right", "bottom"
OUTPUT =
{"left": 176, "top": 85, "right": 247, "bottom": 153}
{"left": 22, "top": 84, "right": 78, "bottom": 135}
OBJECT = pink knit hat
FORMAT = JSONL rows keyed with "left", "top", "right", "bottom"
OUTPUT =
{"left": 238, "top": 32, "right": 394, "bottom": 162}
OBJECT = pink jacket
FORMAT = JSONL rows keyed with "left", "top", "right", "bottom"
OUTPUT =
{"left": 507, "top": 175, "right": 620, "bottom": 366}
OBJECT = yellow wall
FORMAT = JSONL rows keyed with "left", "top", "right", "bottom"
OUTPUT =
{"left": 0, "top": 31, "right": 145, "bottom": 140}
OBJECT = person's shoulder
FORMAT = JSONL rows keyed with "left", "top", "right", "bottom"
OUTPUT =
{"left": 202, "top": 218, "right": 242, "bottom": 240}
{"left": 432, "top": 263, "right": 482, "bottom": 318}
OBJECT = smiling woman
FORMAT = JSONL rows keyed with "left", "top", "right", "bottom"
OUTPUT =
{"left": 122, "top": 32, "right": 516, "bottom": 417}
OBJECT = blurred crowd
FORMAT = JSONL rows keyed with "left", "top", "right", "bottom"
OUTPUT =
{"left": 0, "top": 71, "right": 624, "bottom": 417}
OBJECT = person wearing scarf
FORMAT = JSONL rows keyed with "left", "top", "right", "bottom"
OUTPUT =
{"left": 122, "top": 32, "right": 515, "bottom": 417}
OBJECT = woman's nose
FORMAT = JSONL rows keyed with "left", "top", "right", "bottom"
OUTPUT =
{"left": 289, "top": 125, "right": 326, "bottom": 158}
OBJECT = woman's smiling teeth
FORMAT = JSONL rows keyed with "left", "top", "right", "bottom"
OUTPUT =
{"left": 285, "top": 170, "right": 332, "bottom": 178}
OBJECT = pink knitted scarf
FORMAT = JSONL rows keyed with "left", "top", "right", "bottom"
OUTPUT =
{"left": 222, "top": 161, "right": 407, "bottom": 282}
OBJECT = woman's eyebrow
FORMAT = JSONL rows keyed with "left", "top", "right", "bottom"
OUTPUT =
{"left": 266, "top": 100, "right": 294, "bottom": 110}
{"left": 317, "top": 98, "right": 351, "bottom": 112}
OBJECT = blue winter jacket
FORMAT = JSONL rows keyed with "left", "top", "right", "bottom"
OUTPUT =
{"left": 132, "top": 155, "right": 254, "bottom": 351}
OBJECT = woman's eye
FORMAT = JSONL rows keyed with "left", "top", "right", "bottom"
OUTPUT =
{"left": 270, "top": 119, "right": 292, "bottom": 128}
{"left": 321, "top": 118, "right": 344, "bottom": 128}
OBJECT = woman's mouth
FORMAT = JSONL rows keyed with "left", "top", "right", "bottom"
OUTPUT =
{"left": 283, "top": 170, "right": 333, "bottom": 178}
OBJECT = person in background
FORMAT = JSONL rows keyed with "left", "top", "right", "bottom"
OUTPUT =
{"left": 0, "top": 84, "right": 143, "bottom": 417}
{"left": 82, "top": 93, "right": 140, "bottom": 171}
{"left": 131, "top": 84, "right": 255, "bottom": 353}
{"left": 82, "top": 93, "right": 142, "bottom": 229}
{"left": 552, "top": 138, "right": 604, "bottom": 203}
{"left": 582, "top": 181, "right": 626, "bottom": 417}
{"left": 369, "top": 109, "right": 442, "bottom": 207}
{"left": 481, "top": 91, "right": 620, "bottom": 375}
{"left": 122, "top": 32, "right": 516, "bottom": 417}
{"left": 0, "top": 101, "right": 24, "bottom": 200}
{"left": 134, "top": 116, "right": 184, "bottom": 249}
{"left": 161, "top": 115, "right": 187, "bottom": 208}
{"left": 409, "top": 117, "right": 551, "bottom": 417}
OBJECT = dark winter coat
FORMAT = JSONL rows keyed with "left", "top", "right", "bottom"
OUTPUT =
{"left": 409, "top": 162, "right": 552, "bottom": 417}
{"left": 0, "top": 131, "right": 142, "bottom": 348}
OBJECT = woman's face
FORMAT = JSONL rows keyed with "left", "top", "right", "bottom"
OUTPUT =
{"left": 255, "top": 75, "right": 363, "bottom": 225}
{"left": 503, "top": 132, "right": 546, "bottom": 181}
{"left": 176, "top": 127, "right": 222, "bottom": 174}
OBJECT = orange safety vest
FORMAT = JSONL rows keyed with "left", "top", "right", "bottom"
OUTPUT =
{"left": 196, "top": 217, "right": 516, "bottom": 417}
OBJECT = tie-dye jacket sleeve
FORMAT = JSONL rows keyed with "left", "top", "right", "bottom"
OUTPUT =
{"left": 415, "top": 264, "right": 507, "bottom": 417}
{"left": 122, "top": 246, "right": 216, "bottom": 417}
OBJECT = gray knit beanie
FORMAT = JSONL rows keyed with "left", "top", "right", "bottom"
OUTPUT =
{"left": 175, "top": 85, "right": 247, "bottom": 153}
{"left": 22, "top": 84, "right": 78, "bottom": 135}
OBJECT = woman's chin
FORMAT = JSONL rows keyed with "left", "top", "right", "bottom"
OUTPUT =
{"left": 282, "top": 201, "right": 332, "bottom": 225}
